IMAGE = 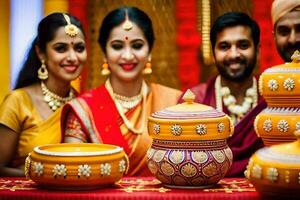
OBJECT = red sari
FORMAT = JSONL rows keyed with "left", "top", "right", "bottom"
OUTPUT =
{"left": 61, "top": 83, "right": 181, "bottom": 176}
{"left": 190, "top": 76, "right": 266, "bottom": 177}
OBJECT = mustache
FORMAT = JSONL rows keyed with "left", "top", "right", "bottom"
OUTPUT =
{"left": 286, "top": 43, "right": 300, "bottom": 52}
{"left": 224, "top": 58, "right": 246, "bottom": 65}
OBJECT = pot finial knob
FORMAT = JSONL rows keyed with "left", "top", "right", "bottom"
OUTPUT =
{"left": 183, "top": 89, "right": 196, "bottom": 104}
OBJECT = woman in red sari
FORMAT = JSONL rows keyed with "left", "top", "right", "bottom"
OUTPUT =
{"left": 61, "top": 6, "right": 181, "bottom": 176}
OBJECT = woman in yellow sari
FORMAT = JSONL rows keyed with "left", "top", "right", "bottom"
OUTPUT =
{"left": 0, "top": 13, "right": 87, "bottom": 176}
{"left": 61, "top": 6, "right": 181, "bottom": 176}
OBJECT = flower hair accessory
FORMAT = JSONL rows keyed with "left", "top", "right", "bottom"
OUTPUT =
{"left": 63, "top": 13, "right": 79, "bottom": 37}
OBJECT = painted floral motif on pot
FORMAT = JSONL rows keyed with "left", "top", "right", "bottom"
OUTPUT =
{"left": 147, "top": 139, "right": 232, "bottom": 188}
{"left": 147, "top": 90, "right": 233, "bottom": 188}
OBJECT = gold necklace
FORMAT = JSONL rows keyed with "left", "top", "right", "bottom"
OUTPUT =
{"left": 41, "top": 81, "right": 75, "bottom": 111}
{"left": 114, "top": 92, "right": 142, "bottom": 111}
{"left": 215, "top": 75, "right": 258, "bottom": 124}
{"left": 105, "top": 79, "right": 148, "bottom": 135}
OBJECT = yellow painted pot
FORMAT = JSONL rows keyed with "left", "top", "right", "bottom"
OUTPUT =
{"left": 147, "top": 90, "right": 234, "bottom": 188}
{"left": 245, "top": 130, "right": 300, "bottom": 197}
{"left": 258, "top": 51, "right": 300, "bottom": 107}
{"left": 25, "top": 143, "right": 128, "bottom": 190}
{"left": 255, "top": 51, "right": 300, "bottom": 146}
{"left": 254, "top": 107, "right": 298, "bottom": 146}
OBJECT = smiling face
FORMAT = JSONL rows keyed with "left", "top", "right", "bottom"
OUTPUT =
{"left": 38, "top": 26, "right": 87, "bottom": 83}
{"left": 274, "top": 10, "right": 300, "bottom": 62}
{"left": 105, "top": 22, "right": 150, "bottom": 83}
{"left": 213, "top": 25, "right": 258, "bottom": 82}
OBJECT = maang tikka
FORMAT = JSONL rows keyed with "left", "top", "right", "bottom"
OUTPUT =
{"left": 122, "top": 13, "right": 133, "bottom": 31}
{"left": 63, "top": 13, "right": 79, "bottom": 37}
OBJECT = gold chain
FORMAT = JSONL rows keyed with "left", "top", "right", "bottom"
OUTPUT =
{"left": 41, "top": 81, "right": 75, "bottom": 111}
{"left": 105, "top": 79, "right": 148, "bottom": 135}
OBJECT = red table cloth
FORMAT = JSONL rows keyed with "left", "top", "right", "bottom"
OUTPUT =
{"left": 0, "top": 177, "right": 261, "bottom": 200}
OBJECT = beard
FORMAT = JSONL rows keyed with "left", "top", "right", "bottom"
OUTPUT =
{"left": 277, "top": 42, "right": 300, "bottom": 62}
{"left": 215, "top": 54, "right": 257, "bottom": 82}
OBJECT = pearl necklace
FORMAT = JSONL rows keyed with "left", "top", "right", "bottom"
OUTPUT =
{"left": 215, "top": 75, "right": 258, "bottom": 124}
{"left": 114, "top": 92, "right": 142, "bottom": 112}
{"left": 41, "top": 81, "right": 75, "bottom": 111}
{"left": 105, "top": 79, "right": 148, "bottom": 135}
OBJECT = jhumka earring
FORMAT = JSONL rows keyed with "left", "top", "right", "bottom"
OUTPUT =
{"left": 38, "top": 60, "right": 48, "bottom": 80}
{"left": 143, "top": 62, "right": 152, "bottom": 75}
{"left": 101, "top": 62, "right": 110, "bottom": 75}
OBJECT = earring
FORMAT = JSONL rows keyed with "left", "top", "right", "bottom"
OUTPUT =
{"left": 101, "top": 62, "right": 110, "bottom": 75}
{"left": 38, "top": 60, "right": 48, "bottom": 80}
{"left": 143, "top": 62, "right": 152, "bottom": 75}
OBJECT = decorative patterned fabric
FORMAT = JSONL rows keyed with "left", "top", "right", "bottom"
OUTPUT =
{"left": 0, "top": 177, "right": 260, "bottom": 200}
{"left": 0, "top": 89, "right": 62, "bottom": 168}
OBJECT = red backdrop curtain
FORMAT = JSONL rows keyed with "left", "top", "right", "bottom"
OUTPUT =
{"left": 176, "top": 0, "right": 201, "bottom": 91}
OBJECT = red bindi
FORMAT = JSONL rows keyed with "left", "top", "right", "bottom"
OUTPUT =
{"left": 125, "top": 36, "right": 128, "bottom": 40}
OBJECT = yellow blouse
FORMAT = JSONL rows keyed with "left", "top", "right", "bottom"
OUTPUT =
{"left": 0, "top": 89, "right": 62, "bottom": 167}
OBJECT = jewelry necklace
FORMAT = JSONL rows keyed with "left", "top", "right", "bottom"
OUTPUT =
{"left": 105, "top": 79, "right": 148, "bottom": 135}
{"left": 215, "top": 75, "right": 258, "bottom": 124}
{"left": 114, "top": 92, "right": 142, "bottom": 111}
{"left": 41, "top": 81, "right": 75, "bottom": 111}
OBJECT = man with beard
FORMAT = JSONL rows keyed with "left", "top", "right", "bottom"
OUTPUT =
{"left": 188, "top": 12, "right": 266, "bottom": 177}
{"left": 272, "top": 0, "right": 300, "bottom": 62}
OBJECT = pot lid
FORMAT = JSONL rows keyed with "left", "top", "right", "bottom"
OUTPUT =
{"left": 262, "top": 50, "right": 300, "bottom": 74}
{"left": 151, "top": 89, "right": 226, "bottom": 119}
{"left": 255, "top": 130, "right": 300, "bottom": 164}
{"left": 148, "top": 90, "right": 234, "bottom": 140}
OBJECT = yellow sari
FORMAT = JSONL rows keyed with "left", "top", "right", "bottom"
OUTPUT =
{"left": 0, "top": 89, "right": 62, "bottom": 168}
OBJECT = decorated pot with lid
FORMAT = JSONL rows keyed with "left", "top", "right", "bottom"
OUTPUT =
{"left": 147, "top": 90, "right": 234, "bottom": 188}
{"left": 258, "top": 50, "right": 300, "bottom": 107}
{"left": 255, "top": 50, "right": 300, "bottom": 146}
{"left": 245, "top": 130, "right": 300, "bottom": 197}
{"left": 25, "top": 143, "right": 128, "bottom": 190}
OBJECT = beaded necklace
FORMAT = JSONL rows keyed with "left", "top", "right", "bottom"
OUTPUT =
{"left": 105, "top": 79, "right": 148, "bottom": 135}
{"left": 114, "top": 92, "right": 142, "bottom": 112}
{"left": 41, "top": 81, "right": 75, "bottom": 111}
{"left": 215, "top": 75, "right": 258, "bottom": 124}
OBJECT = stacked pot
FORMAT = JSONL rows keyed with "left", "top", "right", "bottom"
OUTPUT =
{"left": 254, "top": 51, "right": 300, "bottom": 146}
{"left": 246, "top": 51, "right": 300, "bottom": 197}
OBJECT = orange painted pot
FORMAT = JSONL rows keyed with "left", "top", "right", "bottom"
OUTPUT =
{"left": 147, "top": 90, "right": 234, "bottom": 188}
{"left": 254, "top": 107, "right": 298, "bottom": 146}
{"left": 25, "top": 143, "right": 128, "bottom": 190}
{"left": 258, "top": 56, "right": 300, "bottom": 107}
{"left": 255, "top": 51, "right": 300, "bottom": 146}
{"left": 245, "top": 130, "right": 300, "bottom": 197}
